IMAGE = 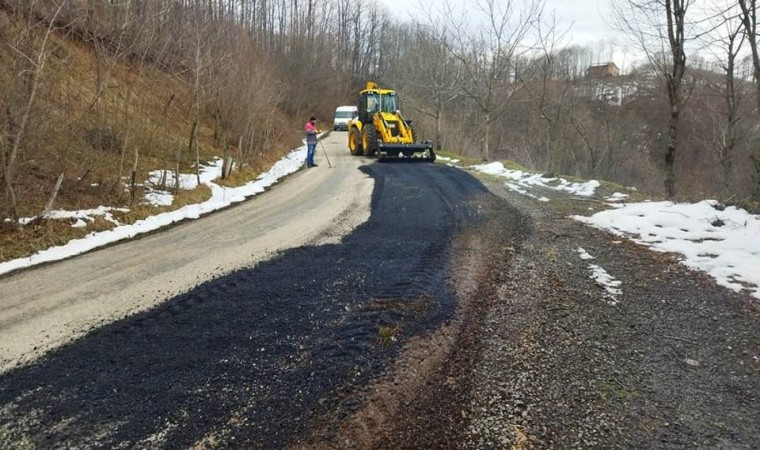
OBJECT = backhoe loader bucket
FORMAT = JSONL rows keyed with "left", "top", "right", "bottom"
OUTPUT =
{"left": 376, "top": 141, "right": 437, "bottom": 163}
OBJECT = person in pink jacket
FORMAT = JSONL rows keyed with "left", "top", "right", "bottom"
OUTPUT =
{"left": 304, "top": 116, "right": 319, "bottom": 167}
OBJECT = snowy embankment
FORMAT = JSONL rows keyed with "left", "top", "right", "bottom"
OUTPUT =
{"left": 574, "top": 200, "right": 760, "bottom": 300}
{"left": 470, "top": 161, "right": 760, "bottom": 301}
{"left": 0, "top": 146, "right": 308, "bottom": 276}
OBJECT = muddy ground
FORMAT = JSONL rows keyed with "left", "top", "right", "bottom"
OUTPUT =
{"left": 1, "top": 161, "right": 758, "bottom": 449}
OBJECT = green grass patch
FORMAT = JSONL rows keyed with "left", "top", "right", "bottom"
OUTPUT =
{"left": 596, "top": 180, "right": 645, "bottom": 201}
{"left": 378, "top": 323, "right": 403, "bottom": 347}
{"left": 501, "top": 159, "right": 530, "bottom": 172}
{"left": 435, "top": 150, "right": 479, "bottom": 166}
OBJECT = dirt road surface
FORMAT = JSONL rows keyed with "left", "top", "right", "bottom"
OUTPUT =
{"left": 1, "top": 132, "right": 758, "bottom": 449}
{"left": 0, "top": 132, "right": 373, "bottom": 373}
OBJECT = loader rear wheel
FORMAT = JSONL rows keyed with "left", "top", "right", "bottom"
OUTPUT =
{"left": 349, "top": 127, "right": 363, "bottom": 156}
{"left": 362, "top": 124, "right": 378, "bottom": 156}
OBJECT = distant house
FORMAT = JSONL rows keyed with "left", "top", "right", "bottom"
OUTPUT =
{"left": 586, "top": 62, "right": 620, "bottom": 79}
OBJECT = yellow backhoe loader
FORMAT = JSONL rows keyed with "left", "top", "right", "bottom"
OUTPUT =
{"left": 347, "top": 82, "right": 436, "bottom": 162}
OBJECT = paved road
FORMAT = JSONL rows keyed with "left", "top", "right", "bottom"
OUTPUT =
{"left": 0, "top": 135, "right": 509, "bottom": 448}
{"left": 4, "top": 136, "right": 755, "bottom": 449}
{"left": 0, "top": 132, "right": 373, "bottom": 372}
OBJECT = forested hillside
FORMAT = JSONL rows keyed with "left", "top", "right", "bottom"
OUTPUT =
{"left": 1, "top": 0, "right": 759, "bottom": 239}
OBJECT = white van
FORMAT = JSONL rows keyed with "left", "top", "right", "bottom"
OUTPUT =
{"left": 333, "top": 105, "right": 358, "bottom": 131}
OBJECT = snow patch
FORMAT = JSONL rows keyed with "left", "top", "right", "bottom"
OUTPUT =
{"left": 577, "top": 247, "right": 622, "bottom": 304}
{"left": 470, "top": 162, "right": 600, "bottom": 198}
{"left": 588, "top": 264, "right": 623, "bottom": 304}
{"left": 576, "top": 247, "right": 595, "bottom": 260}
{"left": 0, "top": 146, "right": 308, "bottom": 276}
{"left": 573, "top": 200, "right": 760, "bottom": 300}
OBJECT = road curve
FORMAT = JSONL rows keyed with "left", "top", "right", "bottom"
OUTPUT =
{"left": 0, "top": 132, "right": 374, "bottom": 372}
{"left": 0, "top": 148, "right": 511, "bottom": 448}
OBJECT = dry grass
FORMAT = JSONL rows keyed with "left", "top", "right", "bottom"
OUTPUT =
{"left": 0, "top": 15, "right": 301, "bottom": 265}
{"left": 510, "top": 424, "right": 530, "bottom": 450}
{"left": 0, "top": 183, "right": 214, "bottom": 262}
{"left": 501, "top": 160, "right": 531, "bottom": 172}
{"left": 214, "top": 149, "right": 301, "bottom": 188}
{"left": 732, "top": 198, "right": 760, "bottom": 215}
{"left": 0, "top": 216, "right": 114, "bottom": 262}
{"left": 215, "top": 166, "right": 261, "bottom": 188}
{"left": 111, "top": 185, "right": 213, "bottom": 225}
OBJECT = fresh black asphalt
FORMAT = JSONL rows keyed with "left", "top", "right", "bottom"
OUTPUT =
{"left": 0, "top": 163, "right": 498, "bottom": 448}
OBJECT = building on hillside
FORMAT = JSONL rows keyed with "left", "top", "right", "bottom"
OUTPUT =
{"left": 586, "top": 62, "right": 620, "bottom": 79}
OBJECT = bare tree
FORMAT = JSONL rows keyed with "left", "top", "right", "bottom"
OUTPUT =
{"left": 389, "top": 23, "right": 462, "bottom": 151}
{"left": 181, "top": 4, "right": 231, "bottom": 188}
{"left": 442, "top": 0, "right": 544, "bottom": 161}
{"left": 738, "top": 0, "right": 760, "bottom": 108}
{"left": 701, "top": 2, "right": 749, "bottom": 199}
{"left": 737, "top": 0, "right": 760, "bottom": 198}
{"left": 520, "top": 13, "right": 587, "bottom": 174}
{"left": 1, "top": 1, "right": 67, "bottom": 223}
{"left": 613, "top": 0, "right": 693, "bottom": 198}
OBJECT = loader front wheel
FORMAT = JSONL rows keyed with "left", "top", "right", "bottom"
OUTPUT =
{"left": 349, "top": 127, "right": 363, "bottom": 156}
{"left": 362, "top": 124, "right": 378, "bottom": 156}
{"left": 410, "top": 122, "right": 418, "bottom": 143}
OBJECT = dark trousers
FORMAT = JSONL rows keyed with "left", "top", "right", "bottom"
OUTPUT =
{"left": 306, "top": 143, "right": 316, "bottom": 166}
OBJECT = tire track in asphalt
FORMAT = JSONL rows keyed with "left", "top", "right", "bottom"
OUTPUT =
{"left": 0, "top": 163, "right": 495, "bottom": 448}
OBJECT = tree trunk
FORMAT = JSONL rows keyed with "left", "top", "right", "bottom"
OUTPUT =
{"left": 737, "top": 0, "right": 760, "bottom": 199}
{"left": 194, "top": 122, "right": 201, "bottom": 186}
{"left": 663, "top": 0, "right": 687, "bottom": 199}
{"left": 174, "top": 139, "right": 182, "bottom": 195}
{"left": 665, "top": 111, "right": 678, "bottom": 198}
{"left": 2, "top": 4, "right": 64, "bottom": 221}
{"left": 752, "top": 152, "right": 760, "bottom": 199}
{"left": 41, "top": 173, "right": 65, "bottom": 218}
{"left": 738, "top": 0, "right": 760, "bottom": 111}
{"left": 435, "top": 110, "right": 442, "bottom": 151}
{"left": 483, "top": 111, "right": 490, "bottom": 161}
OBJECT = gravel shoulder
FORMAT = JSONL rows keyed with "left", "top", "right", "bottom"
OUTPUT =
{"left": 464, "top": 180, "right": 760, "bottom": 449}
{"left": 321, "top": 173, "right": 760, "bottom": 449}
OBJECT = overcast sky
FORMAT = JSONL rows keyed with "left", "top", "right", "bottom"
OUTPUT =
{"left": 377, "top": 0, "right": 615, "bottom": 43}
{"left": 377, "top": 0, "right": 637, "bottom": 69}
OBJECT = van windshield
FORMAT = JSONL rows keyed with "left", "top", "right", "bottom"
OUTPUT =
{"left": 335, "top": 111, "right": 355, "bottom": 119}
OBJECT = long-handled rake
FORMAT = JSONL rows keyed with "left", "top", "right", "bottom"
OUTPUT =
{"left": 318, "top": 139, "right": 333, "bottom": 168}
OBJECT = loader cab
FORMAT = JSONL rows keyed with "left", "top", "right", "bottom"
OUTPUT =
{"left": 358, "top": 90, "right": 398, "bottom": 124}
